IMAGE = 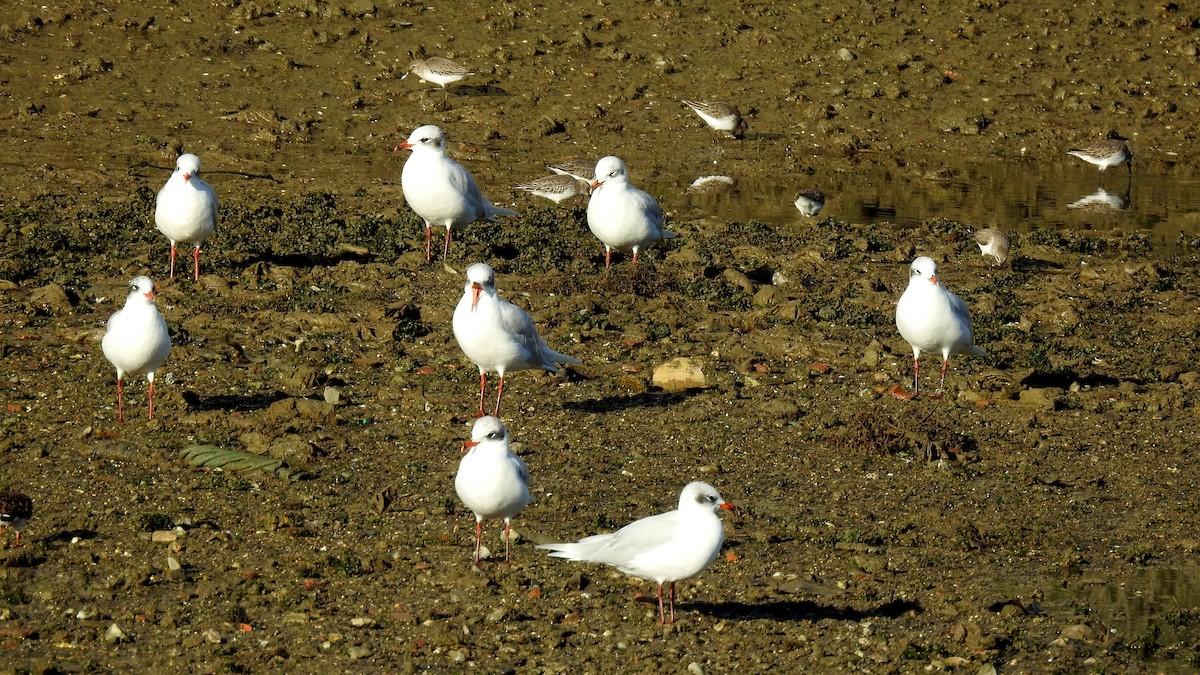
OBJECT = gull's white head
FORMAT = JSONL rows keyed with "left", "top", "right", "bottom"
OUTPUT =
{"left": 463, "top": 415, "right": 509, "bottom": 454}
{"left": 127, "top": 275, "right": 158, "bottom": 302}
{"left": 464, "top": 262, "right": 496, "bottom": 309}
{"left": 397, "top": 124, "right": 447, "bottom": 154}
{"left": 176, "top": 153, "right": 202, "bottom": 181}
{"left": 678, "top": 481, "right": 736, "bottom": 514}
{"left": 909, "top": 256, "right": 939, "bottom": 287}
{"left": 591, "top": 156, "right": 628, "bottom": 189}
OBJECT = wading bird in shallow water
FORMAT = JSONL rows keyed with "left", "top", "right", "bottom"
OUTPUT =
{"left": 396, "top": 125, "right": 516, "bottom": 263}
{"left": 102, "top": 276, "right": 172, "bottom": 421}
{"left": 155, "top": 153, "right": 218, "bottom": 281}
{"left": 895, "top": 257, "right": 985, "bottom": 397}
{"left": 538, "top": 482, "right": 736, "bottom": 625}
{"left": 452, "top": 263, "right": 581, "bottom": 417}
{"left": 586, "top": 156, "right": 677, "bottom": 268}
{"left": 0, "top": 490, "right": 33, "bottom": 548}
{"left": 1067, "top": 131, "right": 1132, "bottom": 178}
{"left": 794, "top": 189, "right": 826, "bottom": 217}
{"left": 454, "top": 416, "right": 533, "bottom": 565}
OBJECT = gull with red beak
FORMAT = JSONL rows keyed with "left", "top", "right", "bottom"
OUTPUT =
{"left": 895, "top": 256, "right": 986, "bottom": 396}
{"left": 454, "top": 416, "right": 533, "bottom": 565}
{"left": 452, "top": 263, "right": 581, "bottom": 418}
{"left": 586, "top": 156, "right": 676, "bottom": 268}
{"left": 101, "top": 276, "right": 172, "bottom": 421}
{"left": 155, "top": 153, "right": 218, "bottom": 281}
{"left": 396, "top": 125, "right": 516, "bottom": 263}
{"left": 538, "top": 482, "right": 736, "bottom": 625}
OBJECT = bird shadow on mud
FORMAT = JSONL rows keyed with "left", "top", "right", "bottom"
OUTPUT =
{"left": 182, "top": 390, "right": 290, "bottom": 413}
{"left": 682, "top": 598, "right": 922, "bottom": 623}
{"left": 563, "top": 389, "right": 704, "bottom": 414}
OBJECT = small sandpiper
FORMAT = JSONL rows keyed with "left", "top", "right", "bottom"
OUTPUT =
{"left": 546, "top": 159, "right": 597, "bottom": 182}
{"left": 0, "top": 490, "right": 33, "bottom": 547}
{"left": 681, "top": 100, "right": 748, "bottom": 139}
{"left": 794, "top": 189, "right": 826, "bottom": 217}
{"left": 973, "top": 227, "right": 1010, "bottom": 266}
{"left": 1067, "top": 131, "right": 1132, "bottom": 176}
{"left": 515, "top": 174, "right": 592, "bottom": 204}
{"left": 402, "top": 57, "right": 474, "bottom": 89}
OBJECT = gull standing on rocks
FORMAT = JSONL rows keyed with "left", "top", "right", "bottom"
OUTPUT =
{"left": 452, "top": 263, "right": 581, "bottom": 417}
{"left": 515, "top": 174, "right": 592, "bottom": 205}
{"left": 895, "top": 257, "right": 986, "bottom": 396}
{"left": 0, "top": 490, "right": 33, "bottom": 548}
{"left": 586, "top": 156, "right": 676, "bottom": 268}
{"left": 402, "top": 57, "right": 473, "bottom": 89}
{"left": 454, "top": 416, "right": 533, "bottom": 565}
{"left": 973, "top": 228, "right": 1010, "bottom": 266}
{"left": 102, "top": 276, "right": 172, "bottom": 421}
{"left": 155, "top": 153, "right": 218, "bottom": 281}
{"left": 397, "top": 125, "right": 516, "bottom": 263}
{"left": 538, "top": 482, "right": 736, "bottom": 625}
{"left": 681, "top": 100, "right": 748, "bottom": 139}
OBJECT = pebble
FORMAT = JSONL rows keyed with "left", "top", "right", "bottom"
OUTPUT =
{"left": 167, "top": 556, "right": 181, "bottom": 572}
{"left": 348, "top": 645, "right": 372, "bottom": 660}
{"left": 104, "top": 623, "right": 128, "bottom": 643}
{"left": 350, "top": 617, "right": 374, "bottom": 628}
{"left": 687, "top": 663, "right": 705, "bottom": 675}
{"left": 652, "top": 357, "right": 708, "bottom": 391}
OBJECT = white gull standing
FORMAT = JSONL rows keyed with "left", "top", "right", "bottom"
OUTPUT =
{"left": 155, "top": 153, "right": 218, "bottom": 281}
{"left": 102, "top": 276, "right": 172, "bottom": 421}
{"left": 452, "top": 262, "right": 581, "bottom": 418}
{"left": 397, "top": 125, "right": 516, "bottom": 263}
{"left": 586, "top": 156, "right": 676, "bottom": 268}
{"left": 454, "top": 416, "right": 533, "bottom": 565}
{"left": 538, "top": 482, "right": 736, "bottom": 625}
{"left": 895, "top": 256, "right": 986, "bottom": 396}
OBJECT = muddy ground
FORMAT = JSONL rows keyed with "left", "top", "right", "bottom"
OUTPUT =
{"left": 3, "top": 0, "right": 1200, "bottom": 672}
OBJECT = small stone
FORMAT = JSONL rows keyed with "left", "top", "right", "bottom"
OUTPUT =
{"left": 323, "top": 386, "right": 341, "bottom": 405}
{"left": 1017, "top": 387, "right": 1063, "bottom": 410}
{"left": 167, "top": 556, "right": 181, "bottom": 572}
{"left": 202, "top": 628, "right": 222, "bottom": 644}
{"left": 653, "top": 357, "right": 708, "bottom": 391}
{"left": 486, "top": 607, "right": 508, "bottom": 623}
{"left": 104, "top": 623, "right": 128, "bottom": 644}
{"left": 350, "top": 617, "right": 374, "bottom": 628}
{"left": 837, "top": 47, "right": 856, "bottom": 61}
{"left": 151, "top": 530, "right": 178, "bottom": 543}
{"left": 687, "top": 662, "right": 706, "bottom": 675}
{"left": 348, "top": 644, "right": 372, "bottom": 659}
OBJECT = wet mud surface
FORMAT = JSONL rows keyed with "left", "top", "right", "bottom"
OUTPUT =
{"left": 3, "top": 1, "right": 1200, "bottom": 672}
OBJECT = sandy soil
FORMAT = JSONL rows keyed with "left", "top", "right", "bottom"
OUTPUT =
{"left": 3, "top": 0, "right": 1200, "bottom": 672}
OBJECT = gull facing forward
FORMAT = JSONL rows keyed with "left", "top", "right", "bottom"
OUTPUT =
{"left": 452, "top": 263, "right": 581, "bottom": 417}
{"left": 155, "top": 153, "right": 218, "bottom": 281}
{"left": 454, "top": 416, "right": 533, "bottom": 565}
{"left": 538, "top": 482, "right": 735, "bottom": 624}
{"left": 586, "top": 156, "right": 677, "bottom": 268}
{"left": 102, "top": 276, "right": 172, "bottom": 421}
{"left": 895, "top": 257, "right": 985, "bottom": 395}
{"left": 397, "top": 125, "right": 516, "bottom": 263}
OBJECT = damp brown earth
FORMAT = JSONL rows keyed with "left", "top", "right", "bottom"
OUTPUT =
{"left": 3, "top": 1, "right": 1200, "bottom": 672}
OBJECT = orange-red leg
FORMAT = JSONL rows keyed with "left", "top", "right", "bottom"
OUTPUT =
{"left": 192, "top": 246, "right": 201, "bottom": 281}
{"left": 168, "top": 244, "right": 177, "bottom": 279}
{"left": 116, "top": 376, "right": 125, "bottom": 422}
